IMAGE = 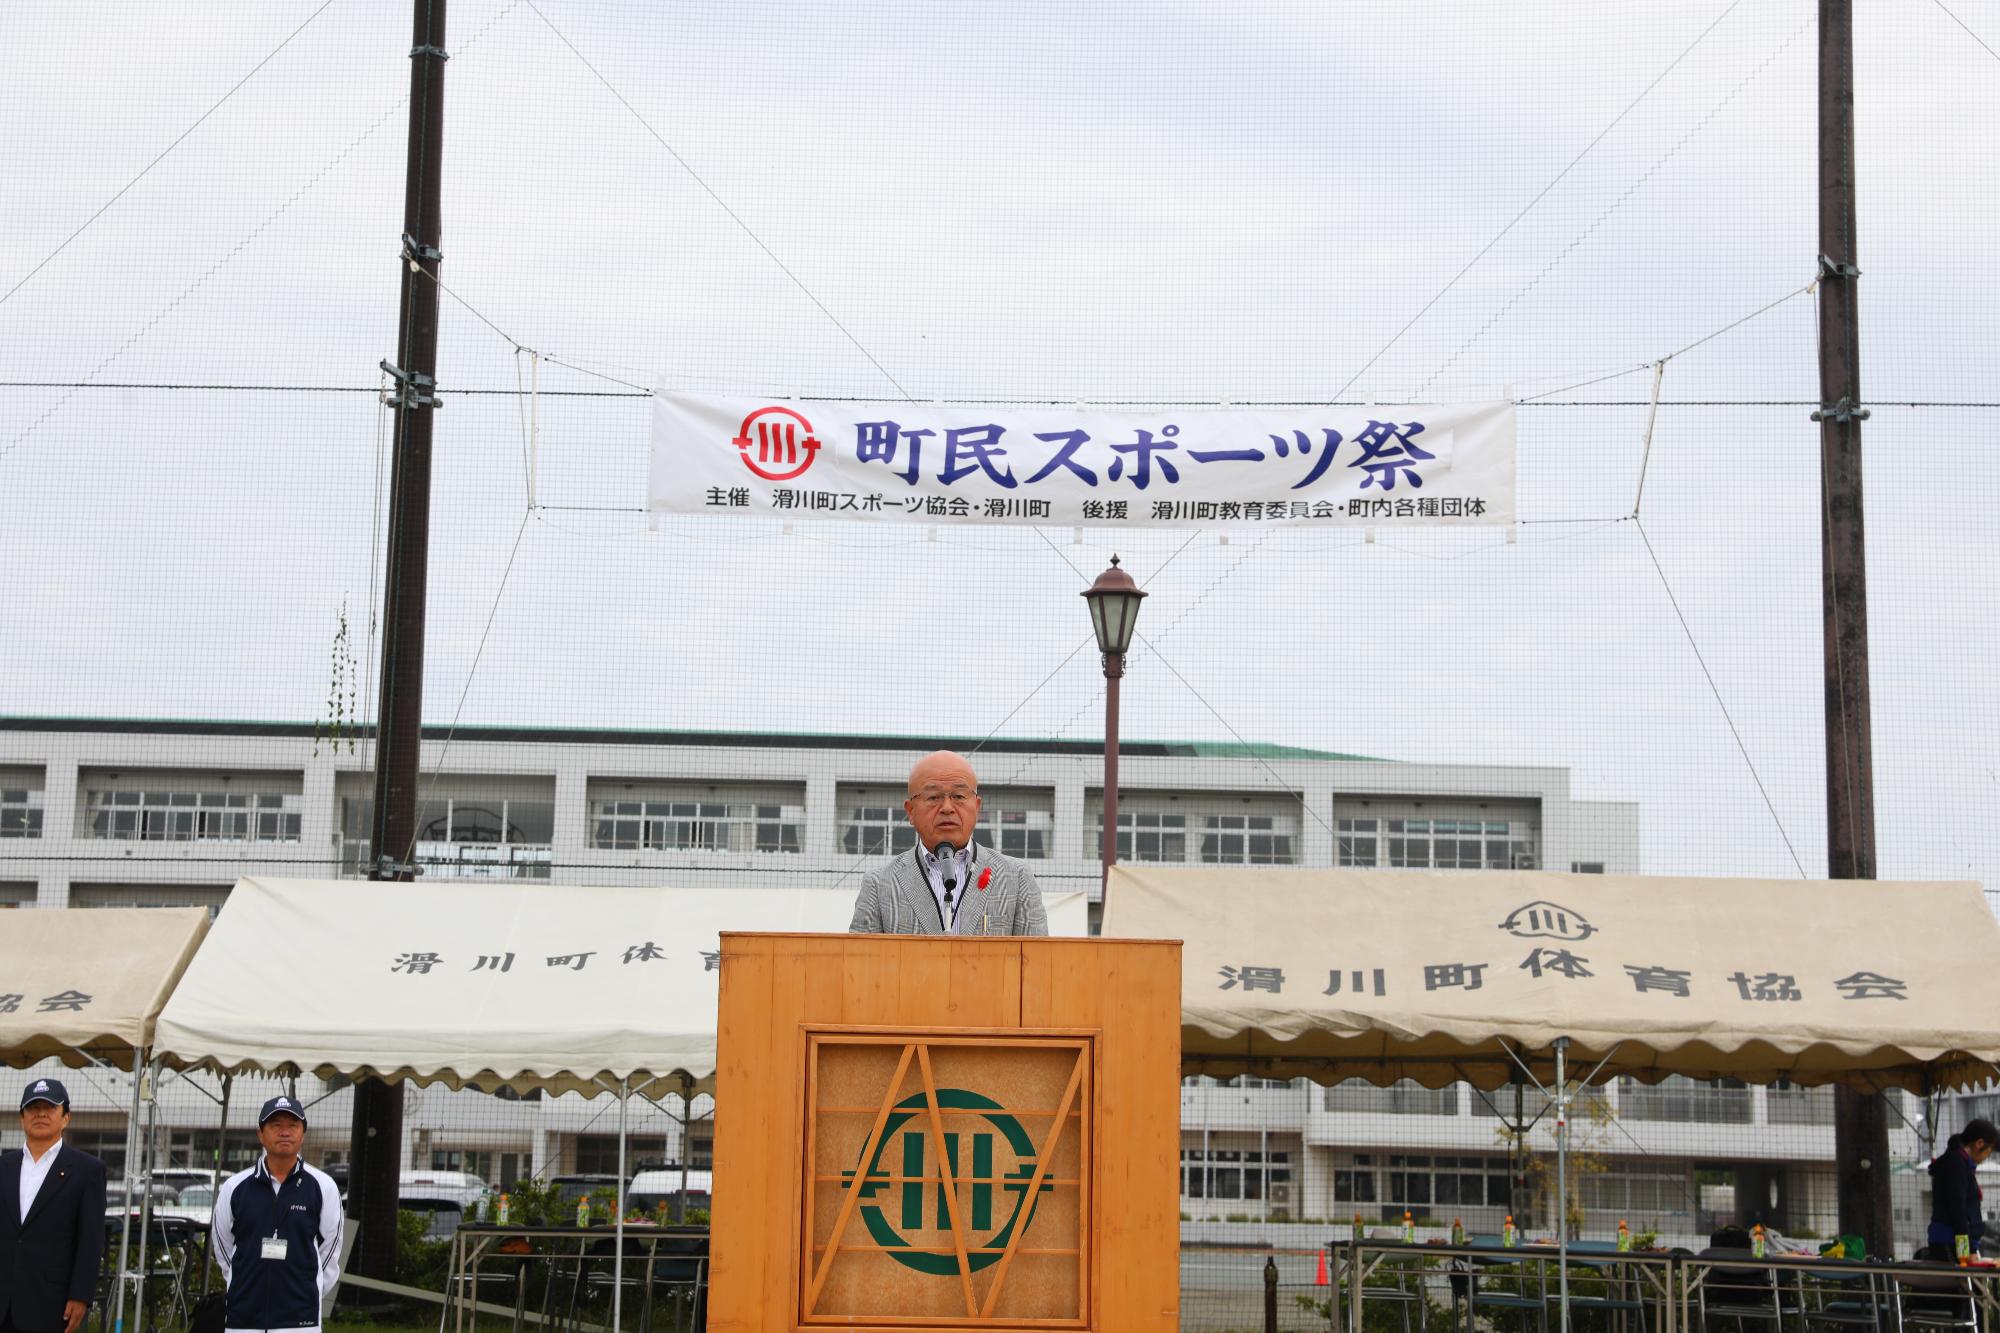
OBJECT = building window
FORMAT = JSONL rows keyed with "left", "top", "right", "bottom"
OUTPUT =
{"left": 841, "top": 806, "right": 918, "bottom": 857}
{"left": 1106, "top": 811, "right": 1187, "bottom": 863}
{"left": 1580, "top": 1162, "right": 1692, "bottom": 1218}
{"left": 978, "top": 805, "right": 1051, "bottom": 859}
{"left": 1765, "top": 1080, "right": 1836, "bottom": 1126}
{"left": 1181, "top": 1149, "right": 1290, "bottom": 1201}
{"left": 1617, "top": 1076, "right": 1753, "bottom": 1124}
{"left": 1376, "top": 1155, "right": 1512, "bottom": 1218}
{"left": 592, "top": 800, "right": 801, "bottom": 854}
{"left": 574, "top": 1135, "right": 624, "bottom": 1176}
{"left": 1385, "top": 819, "right": 1535, "bottom": 871}
{"left": 1338, "top": 818, "right": 1377, "bottom": 866}
{"left": 1571, "top": 861, "right": 1605, "bottom": 874}
{"left": 1200, "top": 813, "right": 1295, "bottom": 865}
{"left": 0, "top": 789, "right": 43, "bottom": 838}
{"left": 341, "top": 796, "right": 554, "bottom": 879}
{"left": 1333, "top": 1160, "right": 1378, "bottom": 1204}
{"left": 85, "top": 789, "right": 301, "bottom": 843}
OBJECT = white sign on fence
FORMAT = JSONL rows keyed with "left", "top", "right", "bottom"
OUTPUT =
{"left": 649, "top": 393, "right": 1514, "bottom": 527}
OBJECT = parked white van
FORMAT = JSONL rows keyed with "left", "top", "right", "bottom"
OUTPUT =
{"left": 398, "top": 1169, "right": 489, "bottom": 1210}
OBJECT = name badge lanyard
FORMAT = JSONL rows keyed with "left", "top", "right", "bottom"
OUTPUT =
{"left": 915, "top": 847, "right": 973, "bottom": 933}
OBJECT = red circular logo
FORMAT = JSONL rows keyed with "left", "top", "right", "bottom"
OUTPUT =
{"left": 732, "top": 406, "right": 821, "bottom": 481}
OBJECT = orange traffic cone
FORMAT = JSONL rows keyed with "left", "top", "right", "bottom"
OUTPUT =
{"left": 1315, "top": 1249, "right": 1329, "bottom": 1286}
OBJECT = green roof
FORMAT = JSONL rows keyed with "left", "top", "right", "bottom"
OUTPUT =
{"left": 0, "top": 716, "right": 1392, "bottom": 763}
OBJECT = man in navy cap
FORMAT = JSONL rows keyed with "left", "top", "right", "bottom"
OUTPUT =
{"left": 211, "top": 1096, "right": 343, "bottom": 1333}
{"left": 0, "top": 1077, "right": 107, "bottom": 1333}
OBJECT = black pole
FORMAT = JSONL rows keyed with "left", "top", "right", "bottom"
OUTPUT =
{"left": 1262, "top": 1254, "right": 1278, "bottom": 1333}
{"left": 350, "top": 0, "right": 448, "bottom": 1284}
{"left": 1816, "top": 0, "right": 1891, "bottom": 1253}
{"left": 1100, "top": 653, "right": 1122, "bottom": 929}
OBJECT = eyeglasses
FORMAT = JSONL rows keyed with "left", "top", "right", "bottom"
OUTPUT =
{"left": 909, "top": 789, "right": 979, "bottom": 808}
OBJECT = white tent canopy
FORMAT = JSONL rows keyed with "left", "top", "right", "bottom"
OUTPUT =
{"left": 1101, "top": 865, "right": 2000, "bottom": 1091}
{"left": 0, "top": 906, "right": 209, "bottom": 1069}
{"left": 153, "top": 876, "right": 1089, "bottom": 1095}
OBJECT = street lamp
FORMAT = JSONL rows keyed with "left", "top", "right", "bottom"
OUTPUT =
{"left": 1082, "top": 555, "right": 1146, "bottom": 910}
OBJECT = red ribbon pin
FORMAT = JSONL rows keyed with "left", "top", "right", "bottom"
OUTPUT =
{"left": 977, "top": 867, "right": 992, "bottom": 891}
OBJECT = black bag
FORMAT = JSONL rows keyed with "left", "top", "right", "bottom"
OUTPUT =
{"left": 189, "top": 1293, "right": 226, "bottom": 1333}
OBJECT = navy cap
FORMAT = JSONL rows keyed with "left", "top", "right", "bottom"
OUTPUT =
{"left": 20, "top": 1077, "right": 69, "bottom": 1111}
{"left": 258, "top": 1094, "right": 307, "bottom": 1127}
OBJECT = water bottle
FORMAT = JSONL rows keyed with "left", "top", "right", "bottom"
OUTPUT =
{"left": 1956, "top": 1234, "right": 1970, "bottom": 1263}
{"left": 1618, "top": 1220, "right": 1632, "bottom": 1252}
{"left": 577, "top": 1196, "right": 592, "bottom": 1228}
{"left": 1753, "top": 1224, "right": 1766, "bottom": 1259}
{"left": 1402, "top": 1210, "right": 1415, "bottom": 1243}
{"left": 1503, "top": 1215, "right": 1518, "bottom": 1248}
{"left": 496, "top": 1193, "right": 511, "bottom": 1227}
{"left": 1452, "top": 1218, "right": 1465, "bottom": 1246}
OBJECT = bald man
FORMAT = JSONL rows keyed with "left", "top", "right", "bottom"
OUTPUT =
{"left": 848, "top": 751, "right": 1049, "bottom": 935}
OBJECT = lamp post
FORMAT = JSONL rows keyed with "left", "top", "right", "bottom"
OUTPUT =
{"left": 1082, "top": 555, "right": 1146, "bottom": 911}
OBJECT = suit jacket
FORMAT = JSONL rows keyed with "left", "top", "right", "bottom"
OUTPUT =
{"left": 848, "top": 843, "right": 1049, "bottom": 936}
{"left": 0, "top": 1142, "right": 108, "bottom": 1333}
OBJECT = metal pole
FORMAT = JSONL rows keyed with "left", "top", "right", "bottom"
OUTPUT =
{"left": 1100, "top": 653, "right": 1122, "bottom": 920}
{"left": 111, "top": 1056, "right": 143, "bottom": 1333}
{"left": 614, "top": 1076, "right": 630, "bottom": 1333}
{"left": 356, "top": 0, "right": 448, "bottom": 1283}
{"left": 677, "top": 1074, "right": 693, "bottom": 1224}
{"left": 1815, "top": 0, "right": 1892, "bottom": 1253}
{"left": 1555, "top": 1038, "right": 1569, "bottom": 1333}
{"left": 133, "top": 1056, "right": 161, "bottom": 1333}
{"left": 1263, "top": 1254, "right": 1278, "bottom": 1333}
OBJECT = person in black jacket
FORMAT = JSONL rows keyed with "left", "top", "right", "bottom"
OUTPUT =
{"left": 0, "top": 1078, "right": 108, "bottom": 1333}
{"left": 1927, "top": 1115, "right": 1998, "bottom": 1251}
{"left": 211, "top": 1096, "right": 343, "bottom": 1333}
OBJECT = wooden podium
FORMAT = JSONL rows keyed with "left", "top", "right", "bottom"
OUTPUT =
{"left": 709, "top": 934, "right": 1181, "bottom": 1333}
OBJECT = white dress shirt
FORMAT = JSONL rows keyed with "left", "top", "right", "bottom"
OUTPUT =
{"left": 919, "top": 844, "right": 975, "bottom": 934}
{"left": 18, "top": 1139, "right": 62, "bottom": 1222}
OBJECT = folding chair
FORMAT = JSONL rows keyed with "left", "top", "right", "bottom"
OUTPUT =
{"left": 1461, "top": 1235, "right": 1547, "bottom": 1333}
{"left": 1795, "top": 1263, "right": 1882, "bottom": 1333}
{"left": 1354, "top": 1240, "right": 1433, "bottom": 1333}
{"left": 1561, "top": 1241, "right": 1650, "bottom": 1333}
{"left": 1695, "top": 1247, "right": 1797, "bottom": 1333}
{"left": 1891, "top": 1261, "right": 1979, "bottom": 1333}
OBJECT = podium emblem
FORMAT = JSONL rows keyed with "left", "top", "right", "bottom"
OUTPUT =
{"left": 802, "top": 1030, "right": 1094, "bottom": 1326}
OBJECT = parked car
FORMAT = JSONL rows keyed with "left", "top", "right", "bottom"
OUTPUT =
{"left": 627, "top": 1169, "right": 712, "bottom": 1220}
{"left": 399, "top": 1196, "right": 465, "bottom": 1241}
{"left": 399, "top": 1169, "right": 489, "bottom": 1211}
{"left": 549, "top": 1174, "right": 623, "bottom": 1208}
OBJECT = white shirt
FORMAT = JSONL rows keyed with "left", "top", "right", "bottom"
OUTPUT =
{"left": 919, "top": 844, "right": 976, "bottom": 934}
{"left": 18, "top": 1139, "right": 62, "bottom": 1222}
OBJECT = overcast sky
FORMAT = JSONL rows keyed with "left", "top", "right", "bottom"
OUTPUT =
{"left": 1, "top": 0, "right": 1996, "bottom": 891}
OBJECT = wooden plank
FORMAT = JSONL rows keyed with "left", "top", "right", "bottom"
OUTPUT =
{"left": 914, "top": 1042, "right": 979, "bottom": 1317}
{"left": 978, "top": 1045, "right": 1088, "bottom": 1318}
{"left": 707, "top": 932, "right": 771, "bottom": 1333}
{"left": 802, "top": 1041, "right": 916, "bottom": 1317}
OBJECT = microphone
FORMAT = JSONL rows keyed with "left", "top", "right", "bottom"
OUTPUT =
{"left": 934, "top": 840, "right": 959, "bottom": 913}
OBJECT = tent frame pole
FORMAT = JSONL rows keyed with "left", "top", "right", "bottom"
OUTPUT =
{"left": 132, "top": 1054, "right": 162, "bottom": 1333}
{"left": 678, "top": 1074, "right": 694, "bottom": 1224}
{"left": 614, "top": 1075, "right": 630, "bottom": 1333}
{"left": 111, "top": 1051, "right": 144, "bottom": 1333}
{"left": 1555, "top": 1039, "right": 1569, "bottom": 1333}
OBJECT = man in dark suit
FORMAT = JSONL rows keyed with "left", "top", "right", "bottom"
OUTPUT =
{"left": 1, "top": 1078, "right": 107, "bottom": 1333}
{"left": 848, "top": 750, "right": 1049, "bottom": 935}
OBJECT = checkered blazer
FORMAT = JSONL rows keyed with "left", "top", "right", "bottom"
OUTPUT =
{"left": 847, "top": 842, "right": 1050, "bottom": 936}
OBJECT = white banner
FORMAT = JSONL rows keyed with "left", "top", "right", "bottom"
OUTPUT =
{"left": 649, "top": 393, "right": 1514, "bottom": 527}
